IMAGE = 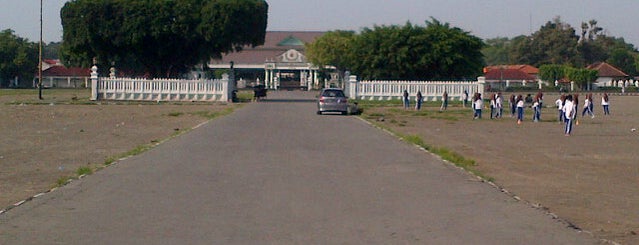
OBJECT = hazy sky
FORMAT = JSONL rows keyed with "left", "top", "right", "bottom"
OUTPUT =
{"left": 1, "top": 0, "right": 638, "bottom": 47}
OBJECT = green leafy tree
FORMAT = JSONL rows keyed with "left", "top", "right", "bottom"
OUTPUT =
{"left": 608, "top": 48, "right": 637, "bottom": 76}
{"left": 44, "top": 42, "right": 62, "bottom": 60}
{"left": 538, "top": 64, "right": 567, "bottom": 83}
{"left": 565, "top": 67, "right": 598, "bottom": 90}
{"left": 339, "top": 19, "right": 483, "bottom": 80}
{"left": 482, "top": 37, "right": 513, "bottom": 65}
{"left": 513, "top": 17, "right": 580, "bottom": 67}
{"left": 305, "top": 30, "right": 355, "bottom": 77}
{"left": 0, "top": 29, "right": 38, "bottom": 87}
{"left": 60, "top": 0, "right": 268, "bottom": 78}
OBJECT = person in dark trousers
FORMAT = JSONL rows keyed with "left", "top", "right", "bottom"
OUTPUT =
{"left": 415, "top": 91, "right": 423, "bottom": 110}
{"left": 440, "top": 91, "right": 449, "bottom": 111}
{"left": 402, "top": 90, "right": 410, "bottom": 109}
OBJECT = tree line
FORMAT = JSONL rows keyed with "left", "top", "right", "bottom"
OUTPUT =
{"left": 483, "top": 17, "right": 639, "bottom": 76}
{"left": 305, "top": 19, "right": 485, "bottom": 81}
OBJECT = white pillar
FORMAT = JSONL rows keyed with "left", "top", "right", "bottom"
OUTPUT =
{"left": 90, "top": 65, "right": 98, "bottom": 101}
{"left": 477, "top": 76, "right": 486, "bottom": 94}
{"left": 348, "top": 75, "right": 358, "bottom": 99}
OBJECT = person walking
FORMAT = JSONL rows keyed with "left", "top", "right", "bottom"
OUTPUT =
{"left": 535, "top": 91, "right": 543, "bottom": 121}
{"left": 581, "top": 96, "right": 594, "bottom": 118}
{"left": 516, "top": 94, "right": 525, "bottom": 124}
{"left": 462, "top": 90, "right": 469, "bottom": 108}
{"left": 473, "top": 93, "right": 483, "bottom": 119}
{"left": 415, "top": 91, "right": 423, "bottom": 110}
{"left": 402, "top": 90, "right": 410, "bottom": 110}
{"left": 489, "top": 93, "right": 496, "bottom": 119}
{"left": 555, "top": 95, "right": 565, "bottom": 123}
{"left": 563, "top": 94, "right": 576, "bottom": 136}
{"left": 440, "top": 91, "right": 449, "bottom": 111}
{"left": 602, "top": 93, "right": 610, "bottom": 115}
{"left": 532, "top": 99, "right": 541, "bottom": 122}
{"left": 509, "top": 94, "right": 516, "bottom": 117}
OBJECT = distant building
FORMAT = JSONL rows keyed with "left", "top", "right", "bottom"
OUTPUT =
{"left": 586, "top": 62, "right": 630, "bottom": 88}
{"left": 208, "top": 31, "right": 328, "bottom": 90}
{"left": 36, "top": 59, "right": 90, "bottom": 88}
{"left": 483, "top": 65, "right": 539, "bottom": 90}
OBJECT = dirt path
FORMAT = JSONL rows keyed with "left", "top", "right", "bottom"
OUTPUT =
{"left": 364, "top": 94, "right": 639, "bottom": 244}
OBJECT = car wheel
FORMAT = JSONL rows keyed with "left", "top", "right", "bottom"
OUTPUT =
{"left": 317, "top": 111, "right": 322, "bottom": 115}
{"left": 341, "top": 111, "right": 348, "bottom": 115}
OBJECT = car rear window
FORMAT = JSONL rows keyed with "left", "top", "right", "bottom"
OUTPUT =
{"left": 322, "top": 90, "right": 345, "bottom": 97}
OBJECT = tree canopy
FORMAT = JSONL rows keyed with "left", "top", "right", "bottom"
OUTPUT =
{"left": 482, "top": 17, "right": 639, "bottom": 76}
{"left": 0, "top": 29, "right": 38, "bottom": 87}
{"left": 306, "top": 19, "right": 485, "bottom": 81}
{"left": 60, "top": 0, "right": 268, "bottom": 78}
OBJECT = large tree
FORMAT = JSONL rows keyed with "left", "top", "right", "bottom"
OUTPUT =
{"left": 309, "top": 19, "right": 484, "bottom": 80}
{"left": 514, "top": 17, "right": 580, "bottom": 67}
{"left": 60, "top": 0, "right": 268, "bottom": 78}
{"left": 0, "top": 29, "right": 38, "bottom": 87}
{"left": 305, "top": 30, "right": 355, "bottom": 78}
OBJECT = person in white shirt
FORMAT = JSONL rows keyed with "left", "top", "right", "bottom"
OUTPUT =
{"left": 563, "top": 94, "right": 576, "bottom": 136}
{"left": 581, "top": 96, "right": 594, "bottom": 118}
{"left": 601, "top": 93, "right": 610, "bottom": 115}
{"left": 473, "top": 93, "right": 483, "bottom": 119}
{"left": 516, "top": 95, "right": 525, "bottom": 124}
{"left": 532, "top": 99, "right": 540, "bottom": 122}
{"left": 555, "top": 95, "right": 564, "bottom": 123}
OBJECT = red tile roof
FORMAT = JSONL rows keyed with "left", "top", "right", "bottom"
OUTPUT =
{"left": 484, "top": 68, "right": 536, "bottom": 81}
{"left": 586, "top": 62, "right": 628, "bottom": 77}
{"left": 210, "top": 31, "right": 325, "bottom": 65}
{"left": 42, "top": 66, "right": 90, "bottom": 77}
{"left": 484, "top": 65, "right": 539, "bottom": 74}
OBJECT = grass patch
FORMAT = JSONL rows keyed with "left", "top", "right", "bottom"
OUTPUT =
{"left": 55, "top": 176, "right": 74, "bottom": 187}
{"left": 190, "top": 107, "right": 235, "bottom": 119}
{"left": 76, "top": 166, "right": 93, "bottom": 176}
{"left": 400, "top": 134, "right": 493, "bottom": 181}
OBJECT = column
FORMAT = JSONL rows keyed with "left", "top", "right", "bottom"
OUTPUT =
{"left": 90, "top": 65, "right": 98, "bottom": 101}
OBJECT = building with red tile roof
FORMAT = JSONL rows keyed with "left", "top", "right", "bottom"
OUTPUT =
{"left": 37, "top": 59, "right": 91, "bottom": 88}
{"left": 586, "top": 62, "right": 630, "bottom": 87}
{"left": 208, "top": 31, "right": 327, "bottom": 90}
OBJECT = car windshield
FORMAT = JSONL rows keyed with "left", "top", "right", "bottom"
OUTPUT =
{"left": 322, "top": 90, "right": 345, "bottom": 97}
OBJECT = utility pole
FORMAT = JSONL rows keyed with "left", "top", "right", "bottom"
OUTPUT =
{"left": 38, "top": 0, "right": 43, "bottom": 100}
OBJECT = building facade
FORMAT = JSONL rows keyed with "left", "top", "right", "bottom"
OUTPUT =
{"left": 208, "top": 31, "right": 329, "bottom": 90}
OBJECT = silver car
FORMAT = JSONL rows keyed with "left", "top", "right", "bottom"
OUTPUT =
{"left": 317, "top": 88, "right": 350, "bottom": 115}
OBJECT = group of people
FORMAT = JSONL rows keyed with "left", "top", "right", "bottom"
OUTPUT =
{"left": 402, "top": 89, "right": 611, "bottom": 136}
{"left": 555, "top": 92, "right": 610, "bottom": 136}
{"left": 402, "top": 90, "right": 449, "bottom": 111}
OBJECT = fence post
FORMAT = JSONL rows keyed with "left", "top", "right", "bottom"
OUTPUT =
{"left": 477, "top": 76, "right": 486, "bottom": 93}
{"left": 90, "top": 65, "right": 98, "bottom": 101}
{"left": 348, "top": 75, "right": 358, "bottom": 99}
{"left": 221, "top": 73, "right": 230, "bottom": 102}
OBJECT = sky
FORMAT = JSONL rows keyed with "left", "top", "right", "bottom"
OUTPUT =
{"left": 1, "top": 0, "right": 638, "bottom": 48}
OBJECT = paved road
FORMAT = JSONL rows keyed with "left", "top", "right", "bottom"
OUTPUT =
{"left": 1, "top": 91, "right": 597, "bottom": 244}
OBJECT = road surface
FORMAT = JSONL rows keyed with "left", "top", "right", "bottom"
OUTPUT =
{"left": 0, "top": 91, "right": 597, "bottom": 244}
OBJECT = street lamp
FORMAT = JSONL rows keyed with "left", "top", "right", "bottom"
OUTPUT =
{"left": 38, "top": 0, "right": 43, "bottom": 100}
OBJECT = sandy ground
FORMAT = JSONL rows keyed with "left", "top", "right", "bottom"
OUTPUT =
{"left": 0, "top": 90, "right": 236, "bottom": 213}
{"left": 363, "top": 93, "right": 639, "bottom": 244}
{"left": 2, "top": 89, "right": 638, "bottom": 244}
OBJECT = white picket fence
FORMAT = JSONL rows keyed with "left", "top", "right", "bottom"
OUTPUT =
{"left": 345, "top": 76, "right": 485, "bottom": 101}
{"left": 92, "top": 74, "right": 232, "bottom": 102}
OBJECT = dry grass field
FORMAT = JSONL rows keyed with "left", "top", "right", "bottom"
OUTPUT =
{"left": 360, "top": 93, "right": 639, "bottom": 244}
{"left": 0, "top": 89, "right": 237, "bottom": 213}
